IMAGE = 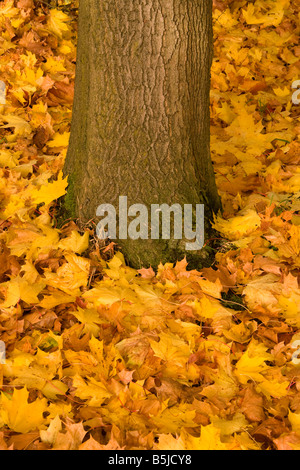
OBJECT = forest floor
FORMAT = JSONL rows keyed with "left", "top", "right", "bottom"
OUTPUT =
{"left": 0, "top": 0, "right": 300, "bottom": 450}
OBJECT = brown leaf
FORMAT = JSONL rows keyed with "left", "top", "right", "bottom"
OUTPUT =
{"left": 7, "top": 432, "right": 40, "bottom": 450}
{"left": 274, "top": 432, "right": 300, "bottom": 450}
{"left": 0, "top": 432, "right": 9, "bottom": 450}
{"left": 78, "top": 436, "right": 103, "bottom": 450}
{"left": 252, "top": 418, "right": 288, "bottom": 444}
{"left": 46, "top": 81, "right": 74, "bottom": 106}
{"left": 19, "top": 31, "right": 47, "bottom": 56}
{"left": 138, "top": 266, "right": 155, "bottom": 279}
{"left": 201, "top": 266, "right": 237, "bottom": 293}
{"left": 32, "top": 125, "right": 50, "bottom": 149}
{"left": 240, "top": 386, "right": 265, "bottom": 423}
{"left": 17, "top": 0, "right": 34, "bottom": 9}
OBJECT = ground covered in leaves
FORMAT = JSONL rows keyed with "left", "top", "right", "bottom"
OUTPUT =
{"left": 0, "top": 0, "right": 300, "bottom": 450}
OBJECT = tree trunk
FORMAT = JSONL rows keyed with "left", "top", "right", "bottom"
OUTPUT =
{"left": 64, "top": 0, "right": 221, "bottom": 269}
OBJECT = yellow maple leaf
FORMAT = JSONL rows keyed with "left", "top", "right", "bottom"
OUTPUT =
{"left": 45, "top": 252, "right": 90, "bottom": 294}
{"left": 211, "top": 413, "right": 249, "bottom": 438}
{"left": 72, "top": 374, "right": 111, "bottom": 407}
{"left": 288, "top": 410, "right": 300, "bottom": 435}
{"left": 149, "top": 331, "right": 190, "bottom": 367}
{"left": 58, "top": 230, "right": 89, "bottom": 255}
{"left": 288, "top": 225, "right": 300, "bottom": 256}
{"left": 287, "top": 174, "right": 300, "bottom": 193}
{"left": 72, "top": 307, "right": 104, "bottom": 336}
{"left": 47, "top": 402, "right": 73, "bottom": 421}
{"left": 155, "top": 434, "right": 185, "bottom": 450}
{"left": 198, "top": 277, "right": 223, "bottom": 299}
{"left": 223, "top": 321, "right": 257, "bottom": 344}
{"left": 243, "top": 273, "right": 281, "bottom": 313}
{"left": 151, "top": 404, "right": 197, "bottom": 434}
{"left": 278, "top": 292, "right": 300, "bottom": 327}
{"left": 41, "top": 380, "right": 69, "bottom": 400}
{"left": 47, "top": 132, "right": 70, "bottom": 148}
{"left": 42, "top": 57, "right": 66, "bottom": 74}
{"left": 17, "top": 66, "right": 44, "bottom": 88}
{"left": 39, "top": 291, "right": 77, "bottom": 309}
{"left": 18, "top": 276, "right": 46, "bottom": 304}
{"left": 40, "top": 415, "right": 62, "bottom": 447}
{"left": 52, "top": 420, "right": 86, "bottom": 450}
{"left": 116, "top": 332, "right": 151, "bottom": 368}
{"left": 0, "top": 149, "right": 19, "bottom": 168}
{"left": 0, "top": 278, "right": 20, "bottom": 308}
{"left": 47, "top": 9, "right": 71, "bottom": 39}
{"left": 63, "top": 349, "right": 98, "bottom": 376}
{"left": 104, "top": 252, "right": 136, "bottom": 281}
{"left": 234, "top": 340, "right": 272, "bottom": 385}
{"left": 0, "top": 114, "right": 31, "bottom": 137}
{"left": 191, "top": 296, "right": 218, "bottom": 319}
{"left": 242, "top": 0, "right": 289, "bottom": 27}
{"left": 0, "top": 387, "right": 48, "bottom": 433}
{"left": 89, "top": 336, "right": 122, "bottom": 380}
{"left": 256, "top": 379, "right": 290, "bottom": 399}
{"left": 31, "top": 171, "right": 68, "bottom": 206}
{"left": 3, "top": 347, "right": 63, "bottom": 394}
{"left": 273, "top": 85, "right": 291, "bottom": 97}
{"left": 82, "top": 285, "right": 124, "bottom": 307}
{"left": 184, "top": 424, "right": 228, "bottom": 450}
{"left": 201, "top": 370, "right": 239, "bottom": 402}
{"left": 0, "top": 0, "right": 17, "bottom": 16}
{"left": 212, "top": 209, "right": 261, "bottom": 241}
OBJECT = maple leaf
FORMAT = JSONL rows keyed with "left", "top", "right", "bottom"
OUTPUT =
{"left": 154, "top": 433, "right": 185, "bottom": 450}
{"left": 40, "top": 415, "right": 62, "bottom": 447}
{"left": 72, "top": 374, "right": 111, "bottom": 407}
{"left": 287, "top": 410, "right": 300, "bottom": 435}
{"left": 211, "top": 413, "right": 249, "bottom": 438}
{"left": 47, "top": 9, "right": 71, "bottom": 39}
{"left": 274, "top": 433, "right": 300, "bottom": 451}
{"left": 82, "top": 285, "right": 124, "bottom": 307}
{"left": 0, "top": 387, "right": 48, "bottom": 433}
{"left": 0, "top": 149, "right": 19, "bottom": 168}
{"left": 234, "top": 340, "right": 273, "bottom": 385}
{"left": 0, "top": 115, "right": 31, "bottom": 137}
{"left": 89, "top": 336, "right": 122, "bottom": 380}
{"left": 45, "top": 252, "right": 90, "bottom": 294}
{"left": 47, "top": 132, "right": 70, "bottom": 148}
{"left": 243, "top": 273, "right": 282, "bottom": 313}
{"left": 52, "top": 419, "right": 86, "bottom": 450}
{"left": 212, "top": 209, "right": 261, "bottom": 241}
{"left": 185, "top": 424, "right": 228, "bottom": 450}
{"left": 201, "top": 370, "right": 239, "bottom": 404}
{"left": 116, "top": 331, "right": 152, "bottom": 368}
{"left": 71, "top": 307, "right": 104, "bottom": 336}
{"left": 242, "top": 0, "right": 289, "bottom": 27}
{"left": 190, "top": 296, "right": 218, "bottom": 319}
{"left": 31, "top": 171, "right": 68, "bottom": 206}
{"left": 149, "top": 331, "right": 190, "bottom": 367}
{"left": 2, "top": 350, "right": 59, "bottom": 392}
{"left": 0, "top": 278, "right": 20, "bottom": 308}
{"left": 58, "top": 230, "right": 89, "bottom": 255}
{"left": 151, "top": 404, "right": 197, "bottom": 434}
{"left": 39, "top": 290, "right": 77, "bottom": 309}
{"left": 255, "top": 378, "right": 290, "bottom": 399}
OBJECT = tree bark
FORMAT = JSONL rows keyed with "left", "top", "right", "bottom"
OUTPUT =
{"left": 64, "top": 0, "right": 221, "bottom": 269}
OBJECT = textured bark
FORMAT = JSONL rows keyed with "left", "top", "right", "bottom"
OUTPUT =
{"left": 64, "top": 0, "right": 221, "bottom": 269}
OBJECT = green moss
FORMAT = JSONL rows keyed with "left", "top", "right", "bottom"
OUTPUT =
{"left": 54, "top": 171, "right": 77, "bottom": 228}
{"left": 64, "top": 172, "right": 77, "bottom": 218}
